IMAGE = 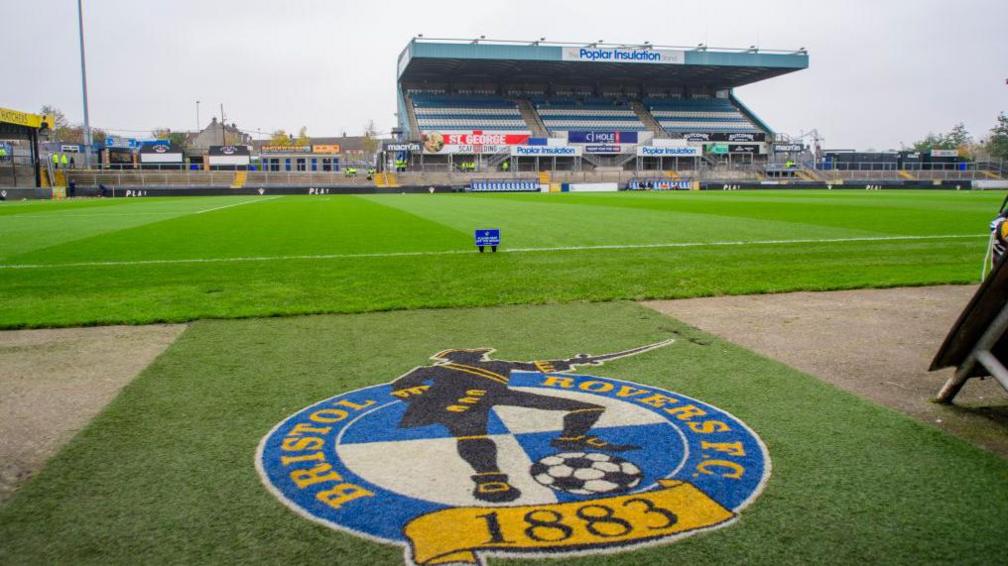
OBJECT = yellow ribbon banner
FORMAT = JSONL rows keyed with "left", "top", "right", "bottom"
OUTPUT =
{"left": 404, "top": 480, "right": 734, "bottom": 565}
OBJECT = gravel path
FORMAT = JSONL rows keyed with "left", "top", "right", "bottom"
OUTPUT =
{"left": 643, "top": 285, "right": 1008, "bottom": 458}
{"left": 0, "top": 324, "right": 185, "bottom": 502}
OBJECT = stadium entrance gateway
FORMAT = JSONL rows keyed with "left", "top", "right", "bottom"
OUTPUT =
{"left": 0, "top": 107, "right": 54, "bottom": 189}
{"left": 257, "top": 340, "right": 770, "bottom": 565}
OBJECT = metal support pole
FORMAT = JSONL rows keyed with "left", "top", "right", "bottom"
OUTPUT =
{"left": 975, "top": 350, "right": 1008, "bottom": 392}
{"left": 77, "top": 0, "right": 93, "bottom": 169}
{"left": 936, "top": 302, "right": 1008, "bottom": 403}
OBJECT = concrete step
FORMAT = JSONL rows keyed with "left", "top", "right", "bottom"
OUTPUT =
{"left": 630, "top": 100, "right": 667, "bottom": 138}
{"left": 516, "top": 99, "right": 547, "bottom": 137}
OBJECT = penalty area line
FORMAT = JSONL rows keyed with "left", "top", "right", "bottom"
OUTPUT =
{"left": 0, "top": 234, "right": 986, "bottom": 270}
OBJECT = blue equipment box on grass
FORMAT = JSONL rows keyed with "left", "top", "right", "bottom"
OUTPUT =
{"left": 474, "top": 229, "right": 500, "bottom": 252}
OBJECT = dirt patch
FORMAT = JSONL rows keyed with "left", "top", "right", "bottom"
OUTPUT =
{"left": 643, "top": 285, "right": 1008, "bottom": 458}
{"left": 0, "top": 324, "right": 185, "bottom": 502}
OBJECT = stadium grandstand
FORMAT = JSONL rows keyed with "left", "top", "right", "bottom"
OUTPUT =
{"left": 395, "top": 37, "right": 807, "bottom": 171}
{"left": 44, "top": 37, "right": 1006, "bottom": 197}
{"left": 647, "top": 98, "right": 764, "bottom": 135}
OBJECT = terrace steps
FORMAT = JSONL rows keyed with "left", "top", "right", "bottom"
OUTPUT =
{"left": 403, "top": 93, "right": 421, "bottom": 137}
{"left": 516, "top": 99, "right": 547, "bottom": 137}
{"left": 375, "top": 172, "right": 400, "bottom": 188}
{"left": 631, "top": 100, "right": 667, "bottom": 138}
{"left": 796, "top": 168, "right": 819, "bottom": 182}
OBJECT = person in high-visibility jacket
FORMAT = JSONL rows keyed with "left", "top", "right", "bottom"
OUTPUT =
{"left": 0, "top": 146, "right": 8, "bottom": 160}
{"left": 51, "top": 153, "right": 60, "bottom": 168}
{"left": 60, "top": 154, "right": 69, "bottom": 168}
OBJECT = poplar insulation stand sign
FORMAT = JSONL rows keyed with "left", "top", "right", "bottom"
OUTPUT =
{"left": 475, "top": 229, "right": 500, "bottom": 253}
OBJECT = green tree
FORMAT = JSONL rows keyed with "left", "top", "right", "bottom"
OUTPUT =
{"left": 946, "top": 122, "right": 971, "bottom": 147}
{"left": 40, "top": 104, "right": 76, "bottom": 141}
{"left": 39, "top": 104, "right": 69, "bottom": 129}
{"left": 56, "top": 125, "right": 107, "bottom": 145}
{"left": 295, "top": 126, "right": 310, "bottom": 147}
{"left": 912, "top": 133, "right": 947, "bottom": 152}
{"left": 269, "top": 130, "right": 291, "bottom": 147}
{"left": 39, "top": 105, "right": 107, "bottom": 145}
{"left": 987, "top": 112, "right": 1008, "bottom": 160}
{"left": 361, "top": 120, "right": 380, "bottom": 157}
{"left": 152, "top": 128, "right": 187, "bottom": 147}
{"left": 912, "top": 123, "right": 971, "bottom": 153}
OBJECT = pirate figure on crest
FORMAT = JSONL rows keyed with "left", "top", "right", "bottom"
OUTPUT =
{"left": 390, "top": 339, "right": 674, "bottom": 503}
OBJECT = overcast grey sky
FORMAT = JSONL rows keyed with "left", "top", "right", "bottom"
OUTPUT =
{"left": 1, "top": 0, "right": 1005, "bottom": 148}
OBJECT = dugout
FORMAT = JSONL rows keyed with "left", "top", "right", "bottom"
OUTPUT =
{"left": 208, "top": 145, "right": 251, "bottom": 170}
{"left": 925, "top": 149, "right": 967, "bottom": 171}
{"left": 139, "top": 143, "right": 184, "bottom": 170}
{"left": 822, "top": 151, "right": 899, "bottom": 171}
{"left": 0, "top": 107, "right": 53, "bottom": 188}
{"left": 101, "top": 147, "right": 137, "bottom": 170}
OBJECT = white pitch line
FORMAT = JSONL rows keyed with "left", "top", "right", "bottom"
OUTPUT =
{"left": 0, "top": 234, "right": 985, "bottom": 270}
{"left": 193, "top": 195, "right": 281, "bottom": 215}
{"left": 1, "top": 212, "right": 184, "bottom": 219}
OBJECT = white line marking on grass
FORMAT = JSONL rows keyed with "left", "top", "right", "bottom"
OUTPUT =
{"left": 0, "top": 234, "right": 985, "bottom": 270}
{"left": 503, "top": 233, "right": 986, "bottom": 253}
{"left": 1, "top": 212, "right": 184, "bottom": 219}
{"left": 193, "top": 195, "right": 282, "bottom": 214}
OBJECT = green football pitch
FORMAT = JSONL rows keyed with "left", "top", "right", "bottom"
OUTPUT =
{"left": 1, "top": 303, "right": 1006, "bottom": 565}
{"left": 0, "top": 190, "right": 998, "bottom": 328}
{"left": 2, "top": 190, "right": 1008, "bottom": 565}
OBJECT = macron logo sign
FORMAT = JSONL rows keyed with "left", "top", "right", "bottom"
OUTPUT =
{"left": 563, "top": 47, "right": 684, "bottom": 65}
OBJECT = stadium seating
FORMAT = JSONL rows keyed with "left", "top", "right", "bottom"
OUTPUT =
{"left": 533, "top": 97, "right": 647, "bottom": 132}
{"left": 468, "top": 179, "right": 540, "bottom": 192}
{"left": 646, "top": 98, "right": 761, "bottom": 135}
{"left": 411, "top": 94, "right": 527, "bottom": 131}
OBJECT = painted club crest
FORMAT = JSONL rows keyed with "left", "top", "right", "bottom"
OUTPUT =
{"left": 257, "top": 340, "right": 770, "bottom": 565}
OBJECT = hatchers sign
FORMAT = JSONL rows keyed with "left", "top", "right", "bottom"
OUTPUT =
{"left": 257, "top": 340, "right": 770, "bottom": 565}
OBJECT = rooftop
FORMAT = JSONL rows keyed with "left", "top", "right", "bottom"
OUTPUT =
{"left": 398, "top": 37, "right": 809, "bottom": 88}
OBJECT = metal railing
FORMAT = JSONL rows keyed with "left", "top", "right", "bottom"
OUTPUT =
{"left": 65, "top": 169, "right": 379, "bottom": 187}
{"left": 55, "top": 159, "right": 1007, "bottom": 190}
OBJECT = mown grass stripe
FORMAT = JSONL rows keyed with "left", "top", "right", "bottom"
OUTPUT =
{"left": 193, "top": 196, "right": 282, "bottom": 214}
{"left": 0, "top": 233, "right": 984, "bottom": 270}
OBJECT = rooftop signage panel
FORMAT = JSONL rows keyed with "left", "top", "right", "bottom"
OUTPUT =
{"left": 510, "top": 145, "right": 582, "bottom": 157}
{"left": 312, "top": 144, "right": 341, "bottom": 154}
{"left": 637, "top": 146, "right": 700, "bottom": 157}
{"left": 568, "top": 131, "right": 639, "bottom": 144}
{"left": 261, "top": 145, "right": 311, "bottom": 154}
{"left": 0, "top": 107, "right": 45, "bottom": 129}
{"left": 562, "top": 46, "right": 684, "bottom": 65}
